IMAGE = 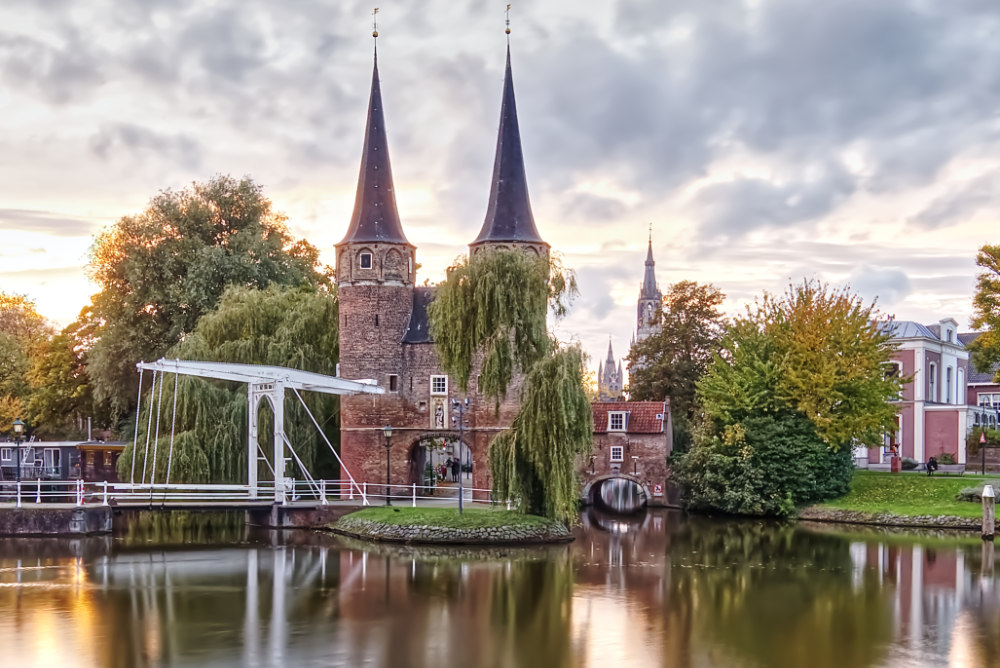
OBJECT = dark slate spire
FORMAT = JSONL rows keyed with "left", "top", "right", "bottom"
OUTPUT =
{"left": 337, "top": 48, "right": 409, "bottom": 247}
{"left": 640, "top": 233, "right": 660, "bottom": 300}
{"left": 471, "top": 46, "right": 546, "bottom": 247}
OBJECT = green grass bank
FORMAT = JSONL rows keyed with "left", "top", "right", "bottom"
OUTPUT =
{"left": 801, "top": 470, "right": 1000, "bottom": 529}
{"left": 328, "top": 507, "right": 573, "bottom": 545}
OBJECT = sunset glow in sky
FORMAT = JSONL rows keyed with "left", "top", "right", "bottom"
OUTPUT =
{"left": 1, "top": 0, "right": 995, "bottom": 369}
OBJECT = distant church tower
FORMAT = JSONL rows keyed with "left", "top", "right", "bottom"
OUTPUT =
{"left": 635, "top": 232, "right": 662, "bottom": 343}
{"left": 597, "top": 338, "right": 624, "bottom": 401}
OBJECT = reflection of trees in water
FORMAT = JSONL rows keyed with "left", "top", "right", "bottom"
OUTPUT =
{"left": 115, "top": 510, "right": 248, "bottom": 546}
{"left": 666, "top": 518, "right": 893, "bottom": 668}
{"left": 488, "top": 550, "right": 577, "bottom": 668}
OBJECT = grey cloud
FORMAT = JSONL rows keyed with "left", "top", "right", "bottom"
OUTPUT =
{"left": 0, "top": 209, "right": 97, "bottom": 237}
{"left": 847, "top": 266, "right": 913, "bottom": 307}
{"left": 0, "top": 30, "right": 103, "bottom": 104}
{"left": 564, "top": 193, "right": 629, "bottom": 222}
{"left": 89, "top": 123, "right": 202, "bottom": 169}
{"left": 910, "top": 173, "right": 1000, "bottom": 229}
{"left": 691, "top": 163, "right": 856, "bottom": 239}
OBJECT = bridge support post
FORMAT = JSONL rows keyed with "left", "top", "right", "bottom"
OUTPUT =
{"left": 272, "top": 380, "right": 286, "bottom": 506}
{"left": 248, "top": 385, "right": 258, "bottom": 500}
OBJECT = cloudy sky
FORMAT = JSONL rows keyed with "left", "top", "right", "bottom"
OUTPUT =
{"left": 1, "top": 0, "right": 996, "bottom": 375}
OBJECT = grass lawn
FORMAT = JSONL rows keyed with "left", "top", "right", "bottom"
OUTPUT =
{"left": 341, "top": 507, "right": 556, "bottom": 529}
{"left": 817, "top": 470, "right": 1000, "bottom": 519}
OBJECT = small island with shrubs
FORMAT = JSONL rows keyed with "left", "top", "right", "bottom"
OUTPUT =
{"left": 329, "top": 507, "right": 573, "bottom": 545}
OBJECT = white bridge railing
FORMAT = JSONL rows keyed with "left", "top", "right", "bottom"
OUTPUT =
{"left": 0, "top": 479, "right": 501, "bottom": 509}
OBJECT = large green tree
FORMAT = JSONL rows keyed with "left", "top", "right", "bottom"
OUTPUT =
{"left": 26, "top": 314, "right": 97, "bottom": 439}
{"left": 970, "top": 243, "right": 1000, "bottom": 381}
{"left": 627, "top": 280, "right": 726, "bottom": 414}
{"left": 118, "top": 284, "right": 339, "bottom": 484}
{"left": 85, "top": 175, "right": 331, "bottom": 423}
{"left": 428, "top": 250, "right": 591, "bottom": 524}
{"left": 678, "top": 280, "right": 902, "bottom": 516}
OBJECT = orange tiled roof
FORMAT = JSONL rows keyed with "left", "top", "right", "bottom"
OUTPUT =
{"left": 592, "top": 401, "right": 668, "bottom": 434}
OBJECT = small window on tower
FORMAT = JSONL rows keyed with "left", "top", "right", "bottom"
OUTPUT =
{"left": 375, "top": 314, "right": 379, "bottom": 327}
{"left": 430, "top": 375, "right": 448, "bottom": 395}
{"left": 360, "top": 252, "right": 373, "bottom": 269}
{"left": 389, "top": 375, "right": 398, "bottom": 392}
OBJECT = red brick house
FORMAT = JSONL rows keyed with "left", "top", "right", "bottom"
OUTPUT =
{"left": 582, "top": 401, "right": 672, "bottom": 507}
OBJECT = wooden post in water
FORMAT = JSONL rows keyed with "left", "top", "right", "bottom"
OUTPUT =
{"left": 982, "top": 484, "right": 995, "bottom": 541}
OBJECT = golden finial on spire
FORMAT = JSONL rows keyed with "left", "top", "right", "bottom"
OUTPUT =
{"left": 649, "top": 222, "right": 653, "bottom": 243}
{"left": 372, "top": 7, "right": 379, "bottom": 39}
{"left": 505, "top": 4, "right": 511, "bottom": 35}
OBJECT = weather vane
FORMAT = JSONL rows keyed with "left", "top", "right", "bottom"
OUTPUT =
{"left": 505, "top": 4, "right": 511, "bottom": 36}
{"left": 372, "top": 7, "right": 379, "bottom": 39}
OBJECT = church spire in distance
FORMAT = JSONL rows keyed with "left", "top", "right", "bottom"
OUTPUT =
{"left": 337, "top": 10, "right": 409, "bottom": 248}
{"left": 640, "top": 225, "right": 660, "bottom": 300}
{"left": 470, "top": 6, "right": 547, "bottom": 251}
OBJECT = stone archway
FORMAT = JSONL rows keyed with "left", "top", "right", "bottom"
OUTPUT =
{"left": 407, "top": 434, "right": 474, "bottom": 488}
{"left": 580, "top": 473, "right": 651, "bottom": 513}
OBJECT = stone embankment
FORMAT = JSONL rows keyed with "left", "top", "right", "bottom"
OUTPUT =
{"left": 330, "top": 515, "right": 572, "bottom": 545}
{"left": 799, "top": 506, "right": 980, "bottom": 531}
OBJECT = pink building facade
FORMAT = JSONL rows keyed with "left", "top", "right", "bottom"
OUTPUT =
{"left": 862, "top": 318, "right": 970, "bottom": 466}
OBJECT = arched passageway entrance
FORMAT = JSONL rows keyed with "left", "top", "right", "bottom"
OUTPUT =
{"left": 585, "top": 475, "right": 648, "bottom": 514}
{"left": 407, "top": 436, "right": 473, "bottom": 490}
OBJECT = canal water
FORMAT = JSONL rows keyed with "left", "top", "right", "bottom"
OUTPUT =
{"left": 0, "top": 508, "right": 998, "bottom": 668}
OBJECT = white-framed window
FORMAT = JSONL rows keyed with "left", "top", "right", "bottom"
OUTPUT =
{"left": 929, "top": 362, "right": 937, "bottom": 402}
{"left": 980, "top": 393, "right": 1000, "bottom": 408}
{"left": 359, "top": 252, "right": 373, "bottom": 269}
{"left": 884, "top": 362, "right": 902, "bottom": 400}
{"left": 0, "top": 447, "right": 9, "bottom": 462}
{"left": 430, "top": 375, "right": 448, "bottom": 396}
{"left": 610, "top": 445, "right": 624, "bottom": 462}
{"left": 608, "top": 411, "right": 627, "bottom": 431}
{"left": 388, "top": 374, "right": 398, "bottom": 392}
{"left": 946, "top": 367, "right": 953, "bottom": 404}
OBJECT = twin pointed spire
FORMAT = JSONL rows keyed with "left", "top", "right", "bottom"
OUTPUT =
{"left": 341, "top": 14, "right": 544, "bottom": 252}
{"left": 471, "top": 45, "right": 546, "bottom": 248}
{"left": 337, "top": 44, "right": 409, "bottom": 248}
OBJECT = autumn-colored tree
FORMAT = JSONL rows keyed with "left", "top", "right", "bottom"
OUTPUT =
{"left": 970, "top": 243, "right": 1000, "bottom": 381}
{"left": 678, "top": 281, "right": 901, "bottom": 516}
{"left": 85, "top": 175, "right": 331, "bottom": 424}
{"left": 0, "top": 292, "right": 53, "bottom": 435}
{"left": 27, "top": 313, "right": 99, "bottom": 439}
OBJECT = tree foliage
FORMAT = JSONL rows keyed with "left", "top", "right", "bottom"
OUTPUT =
{"left": 26, "top": 318, "right": 96, "bottom": 439}
{"left": 0, "top": 292, "right": 53, "bottom": 435}
{"left": 700, "top": 280, "right": 902, "bottom": 450}
{"left": 429, "top": 248, "right": 589, "bottom": 524}
{"left": 118, "top": 285, "right": 340, "bottom": 484}
{"left": 678, "top": 280, "right": 899, "bottom": 516}
{"left": 970, "top": 243, "right": 1000, "bottom": 381}
{"left": 427, "top": 249, "right": 576, "bottom": 403}
{"left": 490, "top": 347, "right": 594, "bottom": 524}
{"left": 627, "top": 280, "right": 726, "bottom": 418}
{"left": 85, "top": 175, "right": 331, "bottom": 422}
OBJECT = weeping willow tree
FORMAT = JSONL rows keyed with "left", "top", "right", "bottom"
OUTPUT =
{"left": 428, "top": 249, "right": 592, "bottom": 524}
{"left": 118, "top": 284, "right": 339, "bottom": 484}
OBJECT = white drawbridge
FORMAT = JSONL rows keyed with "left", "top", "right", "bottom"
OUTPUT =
{"left": 132, "top": 359, "right": 384, "bottom": 504}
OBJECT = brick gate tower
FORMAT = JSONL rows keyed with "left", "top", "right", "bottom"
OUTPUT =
{"left": 337, "top": 40, "right": 547, "bottom": 499}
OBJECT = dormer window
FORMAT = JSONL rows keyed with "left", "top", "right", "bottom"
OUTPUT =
{"left": 360, "top": 252, "right": 373, "bottom": 269}
{"left": 609, "top": 411, "right": 627, "bottom": 431}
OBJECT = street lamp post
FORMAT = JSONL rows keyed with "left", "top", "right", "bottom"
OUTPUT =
{"left": 383, "top": 425, "right": 393, "bottom": 506}
{"left": 632, "top": 455, "right": 639, "bottom": 476}
{"left": 451, "top": 398, "right": 469, "bottom": 515}
{"left": 13, "top": 418, "right": 24, "bottom": 485}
